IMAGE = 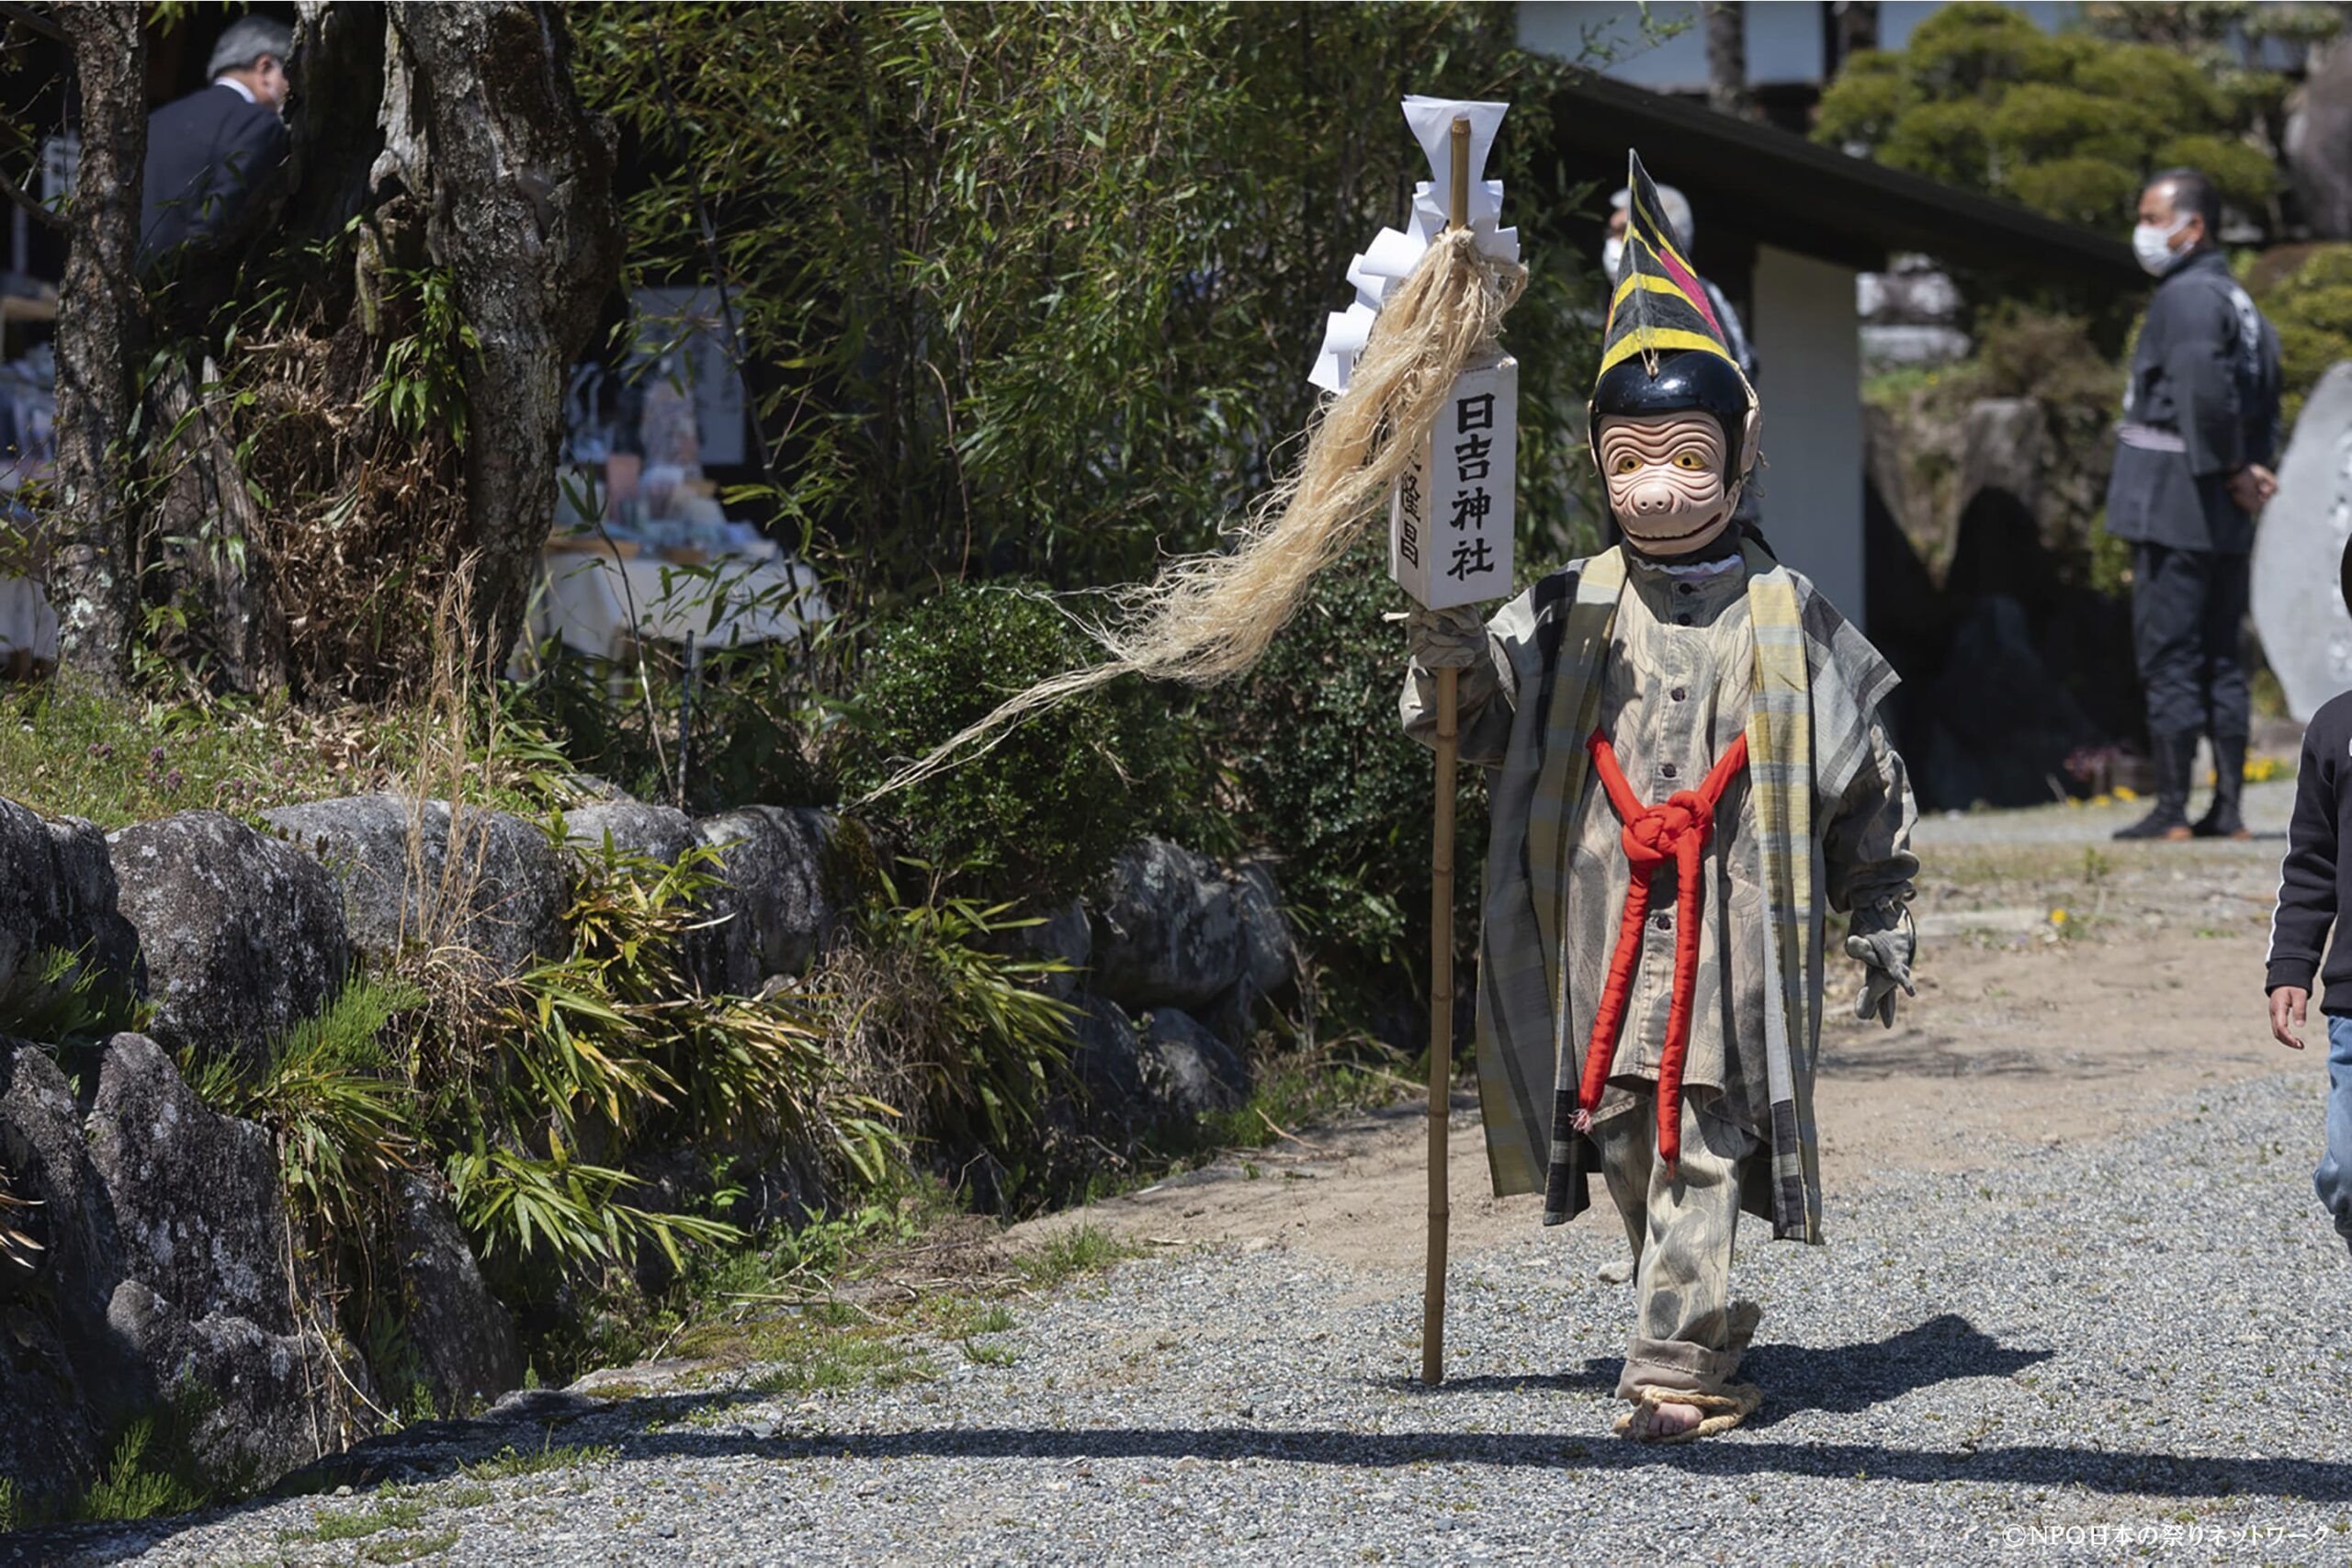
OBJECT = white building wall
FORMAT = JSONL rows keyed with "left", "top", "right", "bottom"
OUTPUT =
{"left": 1750, "top": 244, "right": 1865, "bottom": 625}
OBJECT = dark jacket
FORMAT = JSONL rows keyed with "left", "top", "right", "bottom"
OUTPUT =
{"left": 2267, "top": 691, "right": 2352, "bottom": 1010}
{"left": 138, "top": 84, "right": 288, "bottom": 270}
{"left": 2104, "top": 249, "right": 2283, "bottom": 556}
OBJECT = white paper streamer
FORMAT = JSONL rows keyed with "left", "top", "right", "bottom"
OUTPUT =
{"left": 1306, "top": 96, "right": 1513, "bottom": 391}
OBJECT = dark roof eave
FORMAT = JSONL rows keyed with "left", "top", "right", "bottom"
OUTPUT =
{"left": 1547, "top": 71, "right": 2143, "bottom": 289}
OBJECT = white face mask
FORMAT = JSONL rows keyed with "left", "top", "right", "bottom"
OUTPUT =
{"left": 2132, "top": 214, "right": 2191, "bottom": 276}
{"left": 1602, "top": 235, "right": 1624, "bottom": 281}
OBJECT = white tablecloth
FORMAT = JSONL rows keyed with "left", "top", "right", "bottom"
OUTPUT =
{"left": 528, "top": 545, "right": 831, "bottom": 660}
{"left": 0, "top": 575, "right": 56, "bottom": 660}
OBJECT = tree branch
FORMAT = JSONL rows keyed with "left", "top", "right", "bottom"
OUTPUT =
{"left": 0, "top": 163, "right": 61, "bottom": 231}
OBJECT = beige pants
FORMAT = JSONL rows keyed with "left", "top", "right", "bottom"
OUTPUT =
{"left": 1591, "top": 1086, "right": 1762, "bottom": 1402}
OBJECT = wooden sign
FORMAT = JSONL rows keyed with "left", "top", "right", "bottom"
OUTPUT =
{"left": 1390, "top": 354, "right": 1518, "bottom": 610}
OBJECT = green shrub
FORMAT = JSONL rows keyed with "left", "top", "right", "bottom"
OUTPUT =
{"left": 811, "top": 867, "right": 1077, "bottom": 1205}
{"left": 1210, "top": 549, "right": 1487, "bottom": 984}
{"left": 2258, "top": 244, "right": 2352, "bottom": 428}
{"left": 834, "top": 582, "right": 1208, "bottom": 901}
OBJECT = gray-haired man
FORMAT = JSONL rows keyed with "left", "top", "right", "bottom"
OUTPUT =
{"left": 139, "top": 17, "right": 294, "bottom": 270}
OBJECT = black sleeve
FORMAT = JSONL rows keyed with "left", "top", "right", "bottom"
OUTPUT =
{"left": 2267, "top": 722, "right": 2339, "bottom": 994}
{"left": 2158, "top": 283, "right": 2243, "bottom": 478}
{"left": 185, "top": 109, "right": 288, "bottom": 246}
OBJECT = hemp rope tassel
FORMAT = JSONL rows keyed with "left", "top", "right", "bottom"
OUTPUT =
{"left": 856, "top": 227, "right": 1526, "bottom": 807}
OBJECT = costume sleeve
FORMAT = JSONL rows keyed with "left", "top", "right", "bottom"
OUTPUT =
{"left": 1822, "top": 707, "right": 1918, "bottom": 929}
{"left": 1400, "top": 588, "right": 1530, "bottom": 768}
{"left": 2155, "top": 282, "right": 2243, "bottom": 478}
{"left": 2267, "top": 720, "right": 2338, "bottom": 995}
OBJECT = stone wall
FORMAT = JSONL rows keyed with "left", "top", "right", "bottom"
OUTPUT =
{"left": 0, "top": 790, "right": 1296, "bottom": 1511}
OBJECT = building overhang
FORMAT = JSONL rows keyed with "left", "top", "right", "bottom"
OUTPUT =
{"left": 1544, "top": 69, "right": 2143, "bottom": 288}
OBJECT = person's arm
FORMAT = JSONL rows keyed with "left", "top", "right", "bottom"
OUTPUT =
{"left": 2158, "top": 281, "right": 2244, "bottom": 479}
{"left": 1399, "top": 588, "right": 1530, "bottom": 768}
{"left": 2267, "top": 723, "right": 2339, "bottom": 1048}
{"left": 186, "top": 108, "right": 288, "bottom": 247}
{"left": 1826, "top": 708, "right": 1921, "bottom": 1025}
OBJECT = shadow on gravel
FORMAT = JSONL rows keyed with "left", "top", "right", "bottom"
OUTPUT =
{"left": 1419, "top": 1314, "right": 2048, "bottom": 1430}
{"left": 639, "top": 1426, "right": 2352, "bottom": 1500}
{"left": 1736, "top": 1313, "right": 2052, "bottom": 1427}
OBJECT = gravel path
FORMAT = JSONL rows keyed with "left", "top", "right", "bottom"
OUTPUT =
{"left": 23, "top": 792, "right": 2350, "bottom": 1567}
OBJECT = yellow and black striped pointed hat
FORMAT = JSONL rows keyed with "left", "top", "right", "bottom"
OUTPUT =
{"left": 1598, "top": 150, "right": 1744, "bottom": 383}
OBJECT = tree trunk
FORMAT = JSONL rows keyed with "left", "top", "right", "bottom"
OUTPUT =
{"left": 51, "top": 5, "right": 146, "bottom": 683}
{"left": 1705, "top": 4, "right": 1753, "bottom": 121}
{"left": 125, "top": 1, "right": 616, "bottom": 699}
{"left": 388, "top": 2, "right": 619, "bottom": 665}
{"left": 1828, "top": 2, "right": 1879, "bottom": 74}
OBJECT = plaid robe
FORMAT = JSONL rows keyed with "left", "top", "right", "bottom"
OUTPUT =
{"left": 1401, "top": 540, "right": 1915, "bottom": 1243}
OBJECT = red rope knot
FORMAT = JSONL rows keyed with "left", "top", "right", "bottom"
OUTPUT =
{"left": 1570, "top": 728, "right": 1749, "bottom": 1173}
{"left": 1619, "top": 792, "right": 1714, "bottom": 871}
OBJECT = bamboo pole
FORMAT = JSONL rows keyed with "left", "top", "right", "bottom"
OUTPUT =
{"left": 1420, "top": 114, "right": 1472, "bottom": 1390}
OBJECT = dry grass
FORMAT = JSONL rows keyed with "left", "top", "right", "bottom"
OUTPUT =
{"left": 226, "top": 315, "right": 468, "bottom": 704}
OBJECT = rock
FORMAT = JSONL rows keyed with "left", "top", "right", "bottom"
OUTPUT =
{"left": 103, "top": 1278, "right": 352, "bottom": 1493}
{"left": 0, "top": 1034, "right": 346, "bottom": 1509}
{"left": 1066, "top": 995, "right": 1146, "bottom": 1130}
{"left": 1088, "top": 840, "right": 1245, "bottom": 1011}
{"left": 107, "top": 812, "right": 350, "bottom": 1075}
{"left": 86, "top": 1033, "right": 292, "bottom": 1334}
{"left": 0, "top": 1042, "right": 119, "bottom": 1495}
{"left": 560, "top": 801, "right": 698, "bottom": 869}
{"left": 987, "top": 897, "right": 1091, "bottom": 1000}
{"left": 693, "top": 806, "right": 839, "bottom": 987}
{"left": 0, "top": 797, "right": 140, "bottom": 1006}
{"left": 2252, "top": 361, "right": 2352, "bottom": 722}
{"left": 1599, "top": 1258, "right": 1634, "bottom": 1285}
{"left": 264, "top": 794, "right": 565, "bottom": 979}
{"left": 1232, "top": 864, "right": 1296, "bottom": 1002}
{"left": 391, "top": 1174, "right": 523, "bottom": 1419}
{"left": 1953, "top": 397, "right": 2047, "bottom": 535}
{"left": 1136, "top": 1008, "right": 1248, "bottom": 1122}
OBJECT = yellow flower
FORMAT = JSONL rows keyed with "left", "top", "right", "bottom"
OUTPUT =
{"left": 2113, "top": 785, "right": 2139, "bottom": 802}
{"left": 2050, "top": 908, "right": 2069, "bottom": 926}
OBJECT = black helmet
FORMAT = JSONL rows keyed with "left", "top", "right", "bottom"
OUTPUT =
{"left": 1589, "top": 349, "right": 1754, "bottom": 490}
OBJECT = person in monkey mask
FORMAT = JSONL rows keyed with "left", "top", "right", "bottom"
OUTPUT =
{"left": 1401, "top": 152, "right": 1919, "bottom": 1442}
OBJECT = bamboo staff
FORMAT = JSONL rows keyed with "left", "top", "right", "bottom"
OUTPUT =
{"left": 1420, "top": 115, "right": 1471, "bottom": 1390}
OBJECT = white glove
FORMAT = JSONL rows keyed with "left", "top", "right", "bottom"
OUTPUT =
{"left": 1407, "top": 604, "right": 1488, "bottom": 670}
{"left": 1845, "top": 916, "right": 1916, "bottom": 1029}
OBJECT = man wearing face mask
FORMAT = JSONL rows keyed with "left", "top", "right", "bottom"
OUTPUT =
{"left": 2108, "top": 167, "right": 2283, "bottom": 842}
{"left": 1401, "top": 153, "right": 1917, "bottom": 1444}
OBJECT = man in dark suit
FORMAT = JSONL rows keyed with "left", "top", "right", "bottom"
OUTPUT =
{"left": 2107, "top": 167, "right": 2283, "bottom": 842}
{"left": 138, "top": 17, "right": 292, "bottom": 272}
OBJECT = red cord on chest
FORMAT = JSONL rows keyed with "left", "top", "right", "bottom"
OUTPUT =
{"left": 1574, "top": 728, "right": 1749, "bottom": 1172}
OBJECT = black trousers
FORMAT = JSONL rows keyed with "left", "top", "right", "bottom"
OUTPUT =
{"left": 2131, "top": 542, "right": 2249, "bottom": 742}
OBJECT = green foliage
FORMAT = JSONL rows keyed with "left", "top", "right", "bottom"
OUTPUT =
{"left": 362, "top": 267, "right": 481, "bottom": 448}
{"left": 0, "top": 944, "right": 148, "bottom": 1064}
{"left": 458, "top": 1436, "right": 616, "bottom": 1483}
{"left": 816, "top": 867, "right": 1077, "bottom": 1188}
{"left": 447, "top": 836, "right": 900, "bottom": 1276}
{"left": 1209, "top": 550, "right": 1487, "bottom": 976}
{"left": 1815, "top": 3, "right": 2284, "bottom": 231}
{"left": 834, "top": 582, "right": 1207, "bottom": 900}
{"left": 1013, "top": 1223, "right": 1140, "bottom": 1291}
{"left": 573, "top": 3, "right": 1604, "bottom": 610}
{"left": 75, "top": 1418, "right": 201, "bottom": 1523}
{"left": 2256, "top": 244, "right": 2352, "bottom": 427}
{"left": 182, "top": 976, "right": 423, "bottom": 1248}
